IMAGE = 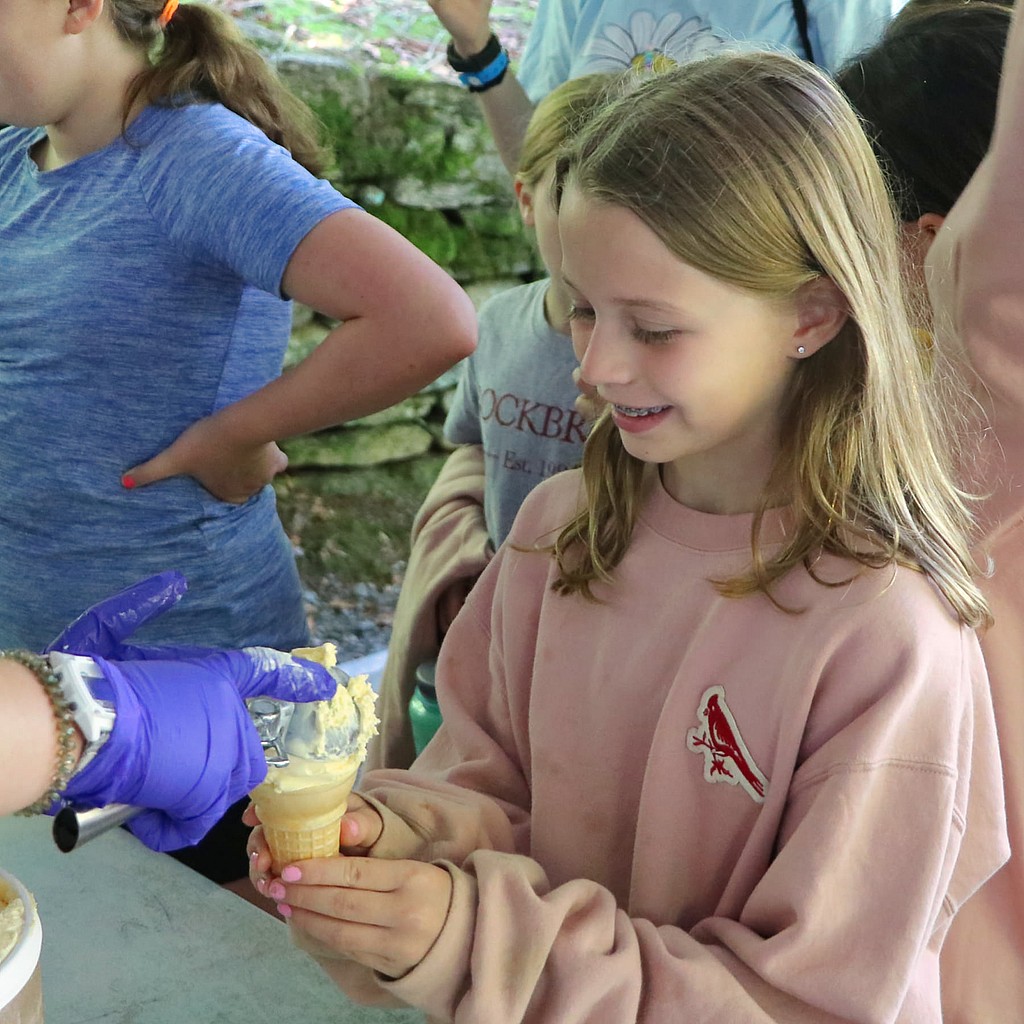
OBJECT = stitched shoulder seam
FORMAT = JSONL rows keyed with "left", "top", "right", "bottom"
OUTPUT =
{"left": 791, "top": 757, "right": 957, "bottom": 799}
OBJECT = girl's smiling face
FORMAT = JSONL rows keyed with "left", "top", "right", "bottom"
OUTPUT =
{"left": 559, "top": 184, "right": 812, "bottom": 515}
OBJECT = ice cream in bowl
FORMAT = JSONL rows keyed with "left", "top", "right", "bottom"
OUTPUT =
{"left": 0, "top": 868, "right": 43, "bottom": 1023}
{"left": 250, "top": 644, "right": 378, "bottom": 874}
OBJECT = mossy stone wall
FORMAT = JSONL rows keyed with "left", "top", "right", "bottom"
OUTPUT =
{"left": 275, "top": 54, "right": 536, "bottom": 471}
{"left": 278, "top": 53, "right": 540, "bottom": 284}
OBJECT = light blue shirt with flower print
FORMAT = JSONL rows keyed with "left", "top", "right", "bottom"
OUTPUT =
{"left": 518, "top": 0, "right": 905, "bottom": 101}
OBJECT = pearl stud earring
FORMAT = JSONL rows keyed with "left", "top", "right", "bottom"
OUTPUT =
{"left": 797, "top": 346, "right": 806, "bottom": 355}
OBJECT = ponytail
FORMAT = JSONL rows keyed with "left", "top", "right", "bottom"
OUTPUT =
{"left": 113, "top": 1, "right": 326, "bottom": 175}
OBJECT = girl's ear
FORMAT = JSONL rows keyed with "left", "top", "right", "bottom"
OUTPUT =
{"left": 514, "top": 176, "right": 537, "bottom": 229}
{"left": 902, "top": 211, "right": 946, "bottom": 259}
{"left": 65, "top": 0, "right": 105, "bottom": 34}
{"left": 793, "top": 277, "right": 849, "bottom": 357}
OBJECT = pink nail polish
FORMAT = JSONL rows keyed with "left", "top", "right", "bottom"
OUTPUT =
{"left": 268, "top": 882, "right": 285, "bottom": 901}
{"left": 277, "top": 903, "right": 292, "bottom": 918}
{"left": 121, "top": 474, "right": 136, "bottom": 489}
{"left": 281, "top": 866, "right": 302, "bottom": 882}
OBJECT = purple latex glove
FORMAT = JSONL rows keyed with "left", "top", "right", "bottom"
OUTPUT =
{"left": 62, "top": 648, "right": 338, "bottom": 852}
{"left": 45, "top": 571, "right": 213, "bottom": 661}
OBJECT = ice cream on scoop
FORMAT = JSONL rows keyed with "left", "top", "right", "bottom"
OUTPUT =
{"left": 251, "top": 643, "right": 378, "bottom": 872}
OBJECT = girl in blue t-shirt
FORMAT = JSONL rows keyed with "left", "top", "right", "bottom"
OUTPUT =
{"left": 0, "top": 0, "right": 475, "bottom": 881}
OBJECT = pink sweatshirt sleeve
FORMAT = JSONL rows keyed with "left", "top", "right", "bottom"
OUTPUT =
{"left": 927, "top": 3, "right": 1024, "bottom": 426}
{"left": 375, "top": 663, "right": 998, "bottom": 1022}
{"left": 361, "top": 548, "right": 533, "bottom": 865}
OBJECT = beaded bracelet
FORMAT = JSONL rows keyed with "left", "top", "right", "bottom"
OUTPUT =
{"left": 446, "top": 33, "right": 511, "bottom": 93}
{"left": 4, "top": 650, "right": 80, "bottom": 815}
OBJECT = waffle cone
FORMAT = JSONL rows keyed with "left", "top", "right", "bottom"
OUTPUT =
{"left": 262, "top": 818, "right": 345, "bottom": 874}
{"left": 253, "top": 766, "right": 359, "bottom": 874}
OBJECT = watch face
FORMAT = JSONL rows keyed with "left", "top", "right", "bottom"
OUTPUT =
{"left": 89, "top": 676, "right": 116, "bottom": 705}
{"left": 49, "top": 654, "right": 117, "bottom": 746}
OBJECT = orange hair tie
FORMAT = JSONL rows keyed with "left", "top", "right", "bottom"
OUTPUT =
{"left": 157, "top": 0, "right": 180, "bottom": 28}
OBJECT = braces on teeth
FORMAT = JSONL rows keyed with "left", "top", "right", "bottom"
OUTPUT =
{"left": 616, "top": 404, "right": 670, "bottom": 417}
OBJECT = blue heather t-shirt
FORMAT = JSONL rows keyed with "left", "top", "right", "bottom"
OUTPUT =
{"left": 0, "top": 102, "right": 356, "bottom": 649}
{"left": 444, "top": 279, "right": 588, "bottom": 546}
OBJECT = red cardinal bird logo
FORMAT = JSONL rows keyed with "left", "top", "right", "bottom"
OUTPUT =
{"left": 686, "top": 686, "right": 768, "bottom": 804}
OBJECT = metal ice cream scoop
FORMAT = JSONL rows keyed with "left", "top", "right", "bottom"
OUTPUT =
{"left": 247, "top": 696, "right": 296, "bottom": 768}
{"left": 249, "top": 666, "right": 364, "bottom": 765}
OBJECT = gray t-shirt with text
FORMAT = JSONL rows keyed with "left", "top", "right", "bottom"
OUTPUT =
{"left": 444, "top": 279, "right": 588, "bottom": 546}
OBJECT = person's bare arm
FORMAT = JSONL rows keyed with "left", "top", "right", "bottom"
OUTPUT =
{"left": 1, "top": 660, "right": 83, "bottom": 816}
{"left": 474, "top": 74, "right": 535, "bottom": 176}
{"left": 124, "top": 210, "right": 477, "bottom": 500}
{"left": 225, "top": 209, "right": 476, "bottom": 438}
{"left": 426, "top": 0, "right": 535, "bottom": 174}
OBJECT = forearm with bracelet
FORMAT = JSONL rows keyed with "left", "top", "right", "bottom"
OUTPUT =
{"left": 447, "top": 33, "right": 510, "bottom": 93}
{"left": 4, "top": 650, "right": 115, "bottom": 816}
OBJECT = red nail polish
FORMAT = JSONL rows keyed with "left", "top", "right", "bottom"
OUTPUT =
{"left": 121, "top": 474, "right": 136, "bottom": 489}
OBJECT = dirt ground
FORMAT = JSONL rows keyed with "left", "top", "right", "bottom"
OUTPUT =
{"left": 273, "top": 457, "right": 448, "bottom": 659}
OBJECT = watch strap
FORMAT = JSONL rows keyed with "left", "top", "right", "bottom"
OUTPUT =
{"left": 48, "top": 653, "right": 117, "bottom": 775}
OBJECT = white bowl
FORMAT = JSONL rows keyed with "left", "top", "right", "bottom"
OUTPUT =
{"left": 0, "top": 867, "right": 42, "bottom": 1012}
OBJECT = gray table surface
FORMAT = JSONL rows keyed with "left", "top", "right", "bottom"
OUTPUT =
{"left": 0, "top": 815, "right": 425, "bottom": 1024}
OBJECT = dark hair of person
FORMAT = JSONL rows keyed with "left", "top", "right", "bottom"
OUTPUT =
{"left": 836, "top": 2, "right": 1011, "bottom": 220}
{"left": 112, "top": 1, "right": 326, "bottom": 175}
{"left": 894, "top": 0, "right": 1013, "bottom": 19}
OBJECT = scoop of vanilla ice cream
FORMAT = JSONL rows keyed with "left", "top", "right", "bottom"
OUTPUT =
{"left": 290, "top": 643, "right": 338, "bottom": 670}
{"left": 257, "top": 645, "right": 380, "bottom": 796}
{"left": 286, "top": 673, "right": 378, "bottom": 762}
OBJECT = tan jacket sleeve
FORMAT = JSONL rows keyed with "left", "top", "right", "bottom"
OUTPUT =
{"left": 365, "top": 443, "right": 492, "bottom": 771}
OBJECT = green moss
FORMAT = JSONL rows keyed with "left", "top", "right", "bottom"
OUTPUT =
{"left": 282, "top": 422, "right": 434, "bottom": 468}
{"left": 303, "top": 70, "right": 496, "bottom": 187}
{"left": 373, "top": 203, "right": 460, "bottom": 266}
{"left": 450, "top": 225, "right": 540, "bottom": 280}
{"left": 288, "top": 64, "right": 539, "bottom": 281}
{"left": 461, "top": 205, "right": 526, "bottom": 237}
{"left": 379, "top": 63, "right": 437, "bottom": 85}
{"left": 313, "top": 91, "right": 356, "bottom": 142}
{"left": 275, "top": 457, "right": 448, "bottom": 586}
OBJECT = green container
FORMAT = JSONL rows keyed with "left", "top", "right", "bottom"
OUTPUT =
{"left": 409, "top": 658, "right": 443, "bottom": 755}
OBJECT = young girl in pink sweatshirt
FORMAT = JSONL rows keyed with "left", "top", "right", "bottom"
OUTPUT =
{"left": 247, "top": 49, "right": 1009, "bottom": 1024}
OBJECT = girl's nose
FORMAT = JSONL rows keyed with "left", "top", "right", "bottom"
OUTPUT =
{"left": 578, "top": 324, "right": 631, "bottom": 388}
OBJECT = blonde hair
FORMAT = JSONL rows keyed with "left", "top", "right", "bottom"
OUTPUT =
{"left": 551, "top": 53, "right": 989, "bottom": 627}
{"left": 110, "top": 1, "right": 325, "bottom": 174}
{"left": 516, "top": 73, "right": 617, "bottom": 186}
